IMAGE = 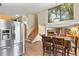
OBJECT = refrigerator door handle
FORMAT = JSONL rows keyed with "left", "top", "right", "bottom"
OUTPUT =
{"left": 11, "top": 24, "right": 15, "bottom": 40}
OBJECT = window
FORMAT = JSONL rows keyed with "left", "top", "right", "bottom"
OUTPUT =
{"left": 48, "top": 3, "right": 73, "bottom": 23}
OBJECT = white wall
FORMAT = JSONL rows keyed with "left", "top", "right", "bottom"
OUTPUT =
{"left": 27, "top": 14, "right": 36, "bottom": 35}
{"left": 38, "top": 10, "right": 48, "bottom": 26}
{"left": 21, "top": 3, "right": 79, "bottom": 37}
{"left": 37, "top": 3, "right": 79, "bottom": 35}
{"left": 37, "top": 10, "right": 48, "bottom": 35}
{"left": 74, "top": 3, "right": 79, "bottom": 20}
{"left": 22, "top": 14, "right": 36, "bottom": 38}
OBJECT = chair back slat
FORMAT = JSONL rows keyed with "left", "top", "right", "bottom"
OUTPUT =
{"left": 52, "top": 37, "right": 64, "bottom": 46}
{"left": 41, "top": 35, "right": 53, "bottom": 56}
{"left": 42, "top": 35, "right": 52, "bottom": 42}
{"left": 41, "top": 35, "right": 52, "bottom": 46}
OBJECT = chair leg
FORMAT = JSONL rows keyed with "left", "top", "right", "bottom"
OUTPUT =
{"left": 55, "top": 47, "right": 57, "bottom": 56}
{"left": 52, "top": 45, "right": 54, "bottom": 55}
{"left": 67, "top": 49, "right": 69, "bottom": 56}
{"left": 75, "top": 48, "right": 77, "bottom": 56}
{"left": 62, "top": 48, "right": 66, "bottom": 56}
{"left": 53, "top": 47, "right": 56, "bottom": 56}
{"left": 62, "top": 48, "right": 63, "bottom": 56}
{"left": 43, "top": 47, "right": 45, "bottom": 56}
{"left": 64, "top": 48, "right": 66, "bottom": 56}
{"left": 49, "top": 47, "right": 51, "bottom": 56}
{"left": 43, "top": 50, "right": 45, "bottom": 56}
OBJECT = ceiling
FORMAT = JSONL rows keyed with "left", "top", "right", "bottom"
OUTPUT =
{"left": 0, "top": 3, "right": 61, "bottom": 16}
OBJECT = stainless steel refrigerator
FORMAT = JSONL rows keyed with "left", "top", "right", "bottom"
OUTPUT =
{"left": 0, "top": 20, "right": 25, "bottom": 56}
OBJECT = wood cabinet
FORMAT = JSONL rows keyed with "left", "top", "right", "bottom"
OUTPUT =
{"left": 0, "top": 16, "right": 15, "bottom": 20}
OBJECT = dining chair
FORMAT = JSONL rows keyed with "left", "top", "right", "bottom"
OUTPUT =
{"left": 68, "top": 36, "right": 78, "bottom": 56}
{"left": 64, "top": 40, "right": 71, "bottom": 56}
{"left": 52, "top": 37, "right": 66, "bottom": 56}
{"left": 41, "top": 35, "right": 54, "bottom": 56}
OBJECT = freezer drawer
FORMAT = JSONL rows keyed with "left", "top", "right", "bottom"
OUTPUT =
{"left": 13, "top": 42, "right": 23, "bottom": 56}
{"left": 0, "top": 43, "right": 23, "bottom": 56}
{"left": 0, "top": 46, "right": 14, "bottom": 56}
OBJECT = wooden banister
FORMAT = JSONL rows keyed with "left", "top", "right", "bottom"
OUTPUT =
{"left": 28, "top": 26, "right": 38, "bottom": 42}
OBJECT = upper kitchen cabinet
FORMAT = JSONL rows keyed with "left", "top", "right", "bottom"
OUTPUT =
{"left": 48, "top": 3, "right": 74, "bottom": 23}
{"left": 0, "top": 16, "right": 15, "bottom": 20}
